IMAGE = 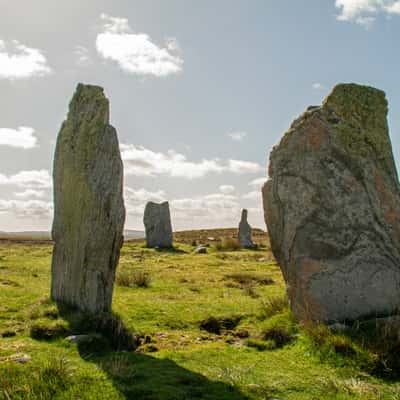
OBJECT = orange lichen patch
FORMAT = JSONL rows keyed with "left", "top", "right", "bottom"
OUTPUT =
{"left": 287, "top": 257, "right": 325, "bottom": 321}
{"left": 373, "top": 169, "right": 400, "bottom": 226}
{"left": 306, "top": 117, "right": 329, "bottom": 151}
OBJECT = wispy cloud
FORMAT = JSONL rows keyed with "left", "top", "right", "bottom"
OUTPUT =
{"left": 312, "top": 82, "right": 326, "bottom": 90}
{"left": 0, "top": 126, "right": 38, "bottom": 148}
{"left": 120, "top": 144, "right": 263, "bottom": 179}
{"left": 125, "top": 187, "right": 166, "bottom": 203}
{"left": 219, "top": 185, "right": 235, "bottom": 194}
{"left": 14, "top": 189, "right": 46, "bottom": 199}
{"left": 335, "top": 0, "right": 400, "bottom": 26}
{"left": 242, "top": 190, "right": 261, "bottom": 201}
{"left": 0, "top": 170, "right": 51, "bottom": 189}
{"left": 0, "top": 199, "right": 52, "bottom": 219}
{"left": 227, "top": 131, "right": 247, "bottom": 141}
{"left": 0, "top": 39, "right": 51, "bottom": 79}
{"left": 249, "top": 177, "right": 267, "bottom": 188}
{"left": 96, "top": 13, "right": 183, "bottom": 77}
{"left": 74, "top": 45, "right": 92, "bottom": 67}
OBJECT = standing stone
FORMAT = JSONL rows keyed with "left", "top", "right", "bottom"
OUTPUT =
{"left": 238, "top": 209, "right": 255, "bottom": 249}
{"left": 263, "top": 83, "right": 400, "bottom": 323}
{"left": 143, "top": 201, "right": 173, "bottom": 248}
{"left": 51, "top": 83, "right": 125, "bottom": 314}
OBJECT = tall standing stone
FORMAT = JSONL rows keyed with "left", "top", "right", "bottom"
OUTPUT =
{"left": 51, "top": 83, "right": 125, "bottom": 314}
{"left": 238, "top": 209, "right": 255, "bottom": 249}
{"left": 143, "top": 201, "right": 173, "bottom": 248}
{"left": 263, "top": 83, "right": 400, "bottom": 323}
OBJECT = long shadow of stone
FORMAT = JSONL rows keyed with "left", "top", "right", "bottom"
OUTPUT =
{"left": 79, "top": 351, "right": 251, "bottom": 400}
{"left": 58, "top": 305, "right": 250, "bottom": 400}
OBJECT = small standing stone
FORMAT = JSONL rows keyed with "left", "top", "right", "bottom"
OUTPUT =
{"left": 143, "top": 201, "right": 173, "bottom": 248}
{"left": 238, "top": 209, "right": 255, "bottom": 249}
{"left": 51, "top": 83, "right": 125, "bottom": 314}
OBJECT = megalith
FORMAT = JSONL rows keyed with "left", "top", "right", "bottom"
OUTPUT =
{"left": 51, "top": 83, "right": 125, "bottom": 314}
{"left": 238, "top": 209, "right": 255, "bottom": 249}
{"left": 143, "top": 201, "right": 173, "bottom": 248}
{"left": 262, "top": 83, "right": 400, "bottom": 322}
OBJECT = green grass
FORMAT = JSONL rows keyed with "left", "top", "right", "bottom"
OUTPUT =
{"left": 0, "top": 238, "right": 399, "bottom": 399}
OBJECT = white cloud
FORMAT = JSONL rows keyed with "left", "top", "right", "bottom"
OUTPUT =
{"left": 125, "top": 187, "right": 166, "bottom": 203}
{"left": 227, "top": 160, "right": 263, "bottom": 174}
{"left": 0, "top": 39, "right": 51, "bottom": 79}
{"left": 0, "top": 170, "right": 51, "bottom": 189}
{"left": 96, "top": 13, "right": 183, "bottom": 77}
{"left": 74, "top": 45, "right": 92, "bottom": 67}
{"left": 0, "top": 199, "right": 52, "bottom": 219}
{"left": 249, "top": 177, "right": 267, "bottom": 188}
{"left": 219, "top": 185, "right": 235, "bottom": 194}
{"left": 386, "top": 1, "right": 400, "bottom": 12}
{"left": 0, "top": 126, "right": 38, "bottom": 149}
{"left": 120, "top": 144, "right": 263, "bottom": 179}
{"left": 335, "top": 0, "right": 400, "bottom": 26}
{"left": 124, "top": 187, "right": 167, "bottom": 217}
{"left": 312, "top": 83, "right": 326, "bottom": 90}
{"left": 14, "top": 189, "right": 46, "bottom": 199}
{"left": 242, "top": 190, "right": 261, "bottom": 201}
{"left": 171, "top": 193, "right": 240, "bottom": 222}
{"left": 227, "top": 131, "right": 247, "bottom": 141}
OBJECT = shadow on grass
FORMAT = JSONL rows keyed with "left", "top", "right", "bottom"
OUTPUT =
{"left": 58, "top": 304, "right": 249, "bottom": 400}
{"left": 153, "top": 246, "right": 186, "bottom": 254}
{"left": 80, "top": 351, "right": 250, "bottom": 400}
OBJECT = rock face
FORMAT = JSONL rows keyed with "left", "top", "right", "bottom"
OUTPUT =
{"left": 143, "top": 201, "right": 173, "bottom": 248}
{"left": 51, "top": 83, "right": 125, "bottom": 314}
{"left": 238, "top": 209, "right": 255, "bottom": 248}
{"left": 263, "top": 83, "right": 400, "bottom": 323}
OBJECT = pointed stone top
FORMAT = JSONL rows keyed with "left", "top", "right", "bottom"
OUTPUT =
{"left": 241, "top": 209, "right": 248, "bottom": 221}
{"left": 67, "top": 83, "right": 109, "bottom": 126}
{"left": 323, "top": 83, "right": 387, "bottom": 119}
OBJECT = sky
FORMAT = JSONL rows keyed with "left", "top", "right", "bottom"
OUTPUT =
{"left": 0, "top": 0, "right": 400, "bottom": 232}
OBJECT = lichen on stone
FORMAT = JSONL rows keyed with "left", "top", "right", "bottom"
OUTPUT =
{"left": 322, "top": 83, "right": 394, "bottom": 174}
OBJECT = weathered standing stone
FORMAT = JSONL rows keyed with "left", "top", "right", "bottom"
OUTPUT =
{"left": 263, "top": 83, "right": 400, "bottom": 323}
{"left": 51, "top": 83, "right": 125, "bottom": 314}
{"left": 143, "top": 201, "right": 173, "bottom": 248}
{"left": 238, "top": 209, "right": 255, "bottom": 249}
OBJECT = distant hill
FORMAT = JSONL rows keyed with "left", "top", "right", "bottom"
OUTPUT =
{"left": 124, "top": 230, "right": 145, "bottom": 240}
{"left": 0, "top": 229, "right": 145, "bottom": 241}
{"left": 0, "top": 231, "right": 51, "bottom": 240}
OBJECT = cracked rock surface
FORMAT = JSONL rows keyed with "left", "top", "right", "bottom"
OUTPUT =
{"left": 51, "top": 83, "right": 125, "bottom": 313}
{"left": 263, "top": 83, "right": 400, "bottom": 322}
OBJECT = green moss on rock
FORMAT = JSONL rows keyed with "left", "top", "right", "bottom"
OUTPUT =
{"left": 322, "top": 83, "right": 394, "bottom": 173}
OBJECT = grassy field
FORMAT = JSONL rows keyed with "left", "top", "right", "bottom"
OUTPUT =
{"left": 0, "top": 232, "right": 399, "bottom": 400}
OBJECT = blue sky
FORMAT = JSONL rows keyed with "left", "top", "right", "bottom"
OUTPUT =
{"left": 0, "top": 0, "right": 399, "bottom": 231}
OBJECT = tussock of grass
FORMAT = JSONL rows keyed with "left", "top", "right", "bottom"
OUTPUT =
{"left": 214, "top": 238, "right": 241, "bottom": 251}
{"left": 303, "top": 318, "right": 400, "bottom": 378}
{"left": 245, "top": 338, "right": 275, "bottom": 351}
{"left": 259, "top": 295, "right": 289, "bottom": 319}
{"left": 200, "top": 316, "right": 242, "bottom": 335}
{"left": 261, "top": 313, "right": 297, "bottom": 348}
{"left": 30, "top": 319, "right": 69, "bottom": 341}
{"left": 0, "top": 357, "right": 85, "bottom": 400}
{"left": 225, "top": 272, "right": 274, "bottom": 287}
{"left": 116, "top": 270, "right": 151, "bottom": 288}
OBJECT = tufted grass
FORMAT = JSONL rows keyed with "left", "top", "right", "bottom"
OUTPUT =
{"left": 0, "top": 235, "right": 399, "bottom": 399}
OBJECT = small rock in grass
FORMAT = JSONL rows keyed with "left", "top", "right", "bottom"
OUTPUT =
{"left": 194, "top": 245, "right": 207, "bottom": 254}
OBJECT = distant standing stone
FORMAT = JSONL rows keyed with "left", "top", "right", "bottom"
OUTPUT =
{"left": 263, "top": 83, "right": 400, "bottom": 322}
{"left": 51, "top": 83, "right": 125, "bottom": 314}
{"left": 238, "top": 209, "right": 255, "bottom": 249}
{"left": 144, "top": 201, "right": 173, "bottom": 248}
